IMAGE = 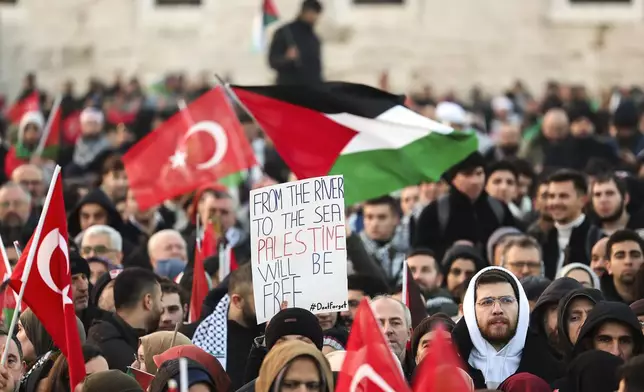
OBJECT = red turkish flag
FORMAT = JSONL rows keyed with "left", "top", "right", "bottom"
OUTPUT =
{"left": 6, "top": 92, "right": 39, "bottom": 124}
{"left": 188, "top": 221, "right": 215, "bottom": 323}
{"left": 336, "top": 299, "right": 412, "bottom": 392}
{"left": 123, "top": 87, "right": 257, "bottom": 210}
{"left": 8, "top": 167, "right": 85, "bottom": 390}
{"left": 412, "top": 325, "right": 471, "bottom": 392}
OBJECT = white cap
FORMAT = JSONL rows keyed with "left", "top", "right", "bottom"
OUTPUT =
{"left": 435, "top": 101, "right": 467, "bottom": 126}
{"left": 492, "top": 96, "right": 513, "bottom": 113}
{"left": 80, "top": 107, "right": 104, "bottom": 125}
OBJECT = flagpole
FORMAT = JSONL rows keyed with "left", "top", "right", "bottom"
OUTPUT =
{"left": 213, "top": 74, "right": 262, "bottom": 131}
{"left": 12, "top": 242, "right": 22, "bottom": 258}
{"left": 401, "top": 259, "right": 408, "bottom": 308}
{"left": 34, "top": 95, "right": 62, "bottom": 157}
{"left": 179, "top": 357, "right": 189, "bottom": 392}
{"left": 0, "top": 238, "right": 11, "bottom": 281}
{"left": 1, "top": 165, "right": 61, "bottom": 366}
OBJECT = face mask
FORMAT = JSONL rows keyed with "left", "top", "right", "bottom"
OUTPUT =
{"left": 155, "top": 259, "right": 186, "bottom": 281}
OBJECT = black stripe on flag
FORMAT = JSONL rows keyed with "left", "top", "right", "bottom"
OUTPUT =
{"left": 231, "top": 82, "right": 406, "bottom": 119}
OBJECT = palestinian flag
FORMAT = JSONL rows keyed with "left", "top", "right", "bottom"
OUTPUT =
{"left": 231, "top": 83, "right": 478, "bottom": 204}
{"left": 252, "top": 0, "right": 279, "bottom": 51}
{"left": 6, "top": 92, "right": 39, "bottom": 124}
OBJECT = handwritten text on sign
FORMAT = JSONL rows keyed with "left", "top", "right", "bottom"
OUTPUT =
{"left": 250, "top": 175, "right": 348, "bottom": 323}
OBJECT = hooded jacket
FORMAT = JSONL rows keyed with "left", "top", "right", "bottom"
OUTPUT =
{"left": 555, "top": 350, "right": 624, "bottom": 392}
{"left": 486, "top": 227, "right": 523, "bottom": 264}
{"left": 452, "top": 266, "right": 563, "bottom": 389}
{"left": 441, "top": 244, "right": 487, "bottom": 276}
{"left": 555, "top": 288, "right": 604, "bottom": 361}
{"left": 68, "top": 188, "right": 124, "bottom": 237}
{"left": 529, "top": 277, "right": 583, "bottom": 342}
{"left": 255, "top": 340, "right": 333, "bottom": 392}
{"left": 556, "top": 263, "right": 601, "bottom": 289}
{"left": 571, "top": 301, "right": 644, "bottom": 360}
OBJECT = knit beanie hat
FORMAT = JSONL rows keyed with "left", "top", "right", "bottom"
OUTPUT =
{"left": 265, "top": 308, "right": 324, "bottom": 350}
{"left": 70, "top": 251, "right": 90, "bottom": 279}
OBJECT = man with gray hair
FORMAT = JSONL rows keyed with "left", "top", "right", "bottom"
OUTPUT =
{"left": 81, "top": 225, "right": 123, "bottom": 283}
{"left": 148, "top": 229, "right": 187, "bottom": 281}
{"left": 501, "top": 236, "right": 544, "bottom": 280}
{"left": 0, "top": 182, "right": 32, "bottom": 245}
{"left": 370, "top": 295, "right": 413, "bottom": 381}
{"left": 11, "top": 164, "right": 45, "bottom": 208}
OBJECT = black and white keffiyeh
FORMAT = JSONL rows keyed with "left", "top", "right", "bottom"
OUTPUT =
{"left": 192, "top": 294, "right": 230, "bottom": 370}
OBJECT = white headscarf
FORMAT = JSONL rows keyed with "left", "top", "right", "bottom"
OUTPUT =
{"left": 463, "top": 266, "right": 530, "bottom": 389}
{"left": 18, "top": 111, "right": 45, "bottom": 145}
{"left": 556, "top": 262, "right": 601, "bottom": 289}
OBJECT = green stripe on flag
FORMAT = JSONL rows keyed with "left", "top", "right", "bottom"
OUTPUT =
{"left": 329, "top": 131, "right": 478, "bottom": 204}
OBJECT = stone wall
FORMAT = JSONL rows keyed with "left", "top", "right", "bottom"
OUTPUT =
{"left": 1, "top": 0, "right": 644, "bottom": 99}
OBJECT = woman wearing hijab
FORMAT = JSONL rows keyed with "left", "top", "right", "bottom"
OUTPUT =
{"left": 18, "top": 310, "right": 86, "bottom": 392}
{"left": 148, "top": 359, "right": 216, "bottom": 392}
{"left": 556, "top": 287, "right": 605, "bottom": 361}
{"left": 130, "top": 331, "right": 191, "bottom": 375}
{"left": 255, "top": 340, "right": 333, "bottom": 392}
{"left": 153, "top": 345, "right": 231, "bottom": 392}
{"left": 498, "top": 373, "right": 551, "bottom": 392}
{"left": 557, "top": 262, "right": 601, "bottom": 289}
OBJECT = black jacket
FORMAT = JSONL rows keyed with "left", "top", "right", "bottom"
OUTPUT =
{"left": 571, "top": 301, "right": 644, "bottom": 360}
{"left": 600, "top": 273, "right": 632, "bottom": 304}
{"left": 268, "top": 19, "right": 322, "bottom": 85}
{"left": 555, "top": 288, "right": 605, "bottom": 362}
{"left": 413, "top": 189, "right": 516, "bottom": 262}
{"left": 87, "top": 312, "right": 146, "bottom": 372}
{"left": 540, "top": 216, "right": 593, "bottom": 280}
{"left": 451, "top": 318, "right": 564, "bottom": 388}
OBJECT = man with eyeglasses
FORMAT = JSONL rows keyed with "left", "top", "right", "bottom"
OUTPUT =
{"left": 501, "top": 236, "right": 543, "bottom": 279}
{"left": 80, "top": 224, "right": 124, "bottom": 267}
{"left": 452, "top": 267, "right": 563, "bottom": 389}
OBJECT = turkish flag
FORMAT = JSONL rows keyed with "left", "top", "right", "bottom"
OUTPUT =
{"left": 336, "top": 299, "right": 412, "bottom": 392}
{"left": 8, "top": 167, "right": 85, "bottom": 390}
{"left": 412, "top": 325, "right": 471, "bottom": 392}
{"left": 123, "top": 87, "right": 257, "bottom": 210}
{"left": 6, "top": 92, "right": 39, "bottom": 124}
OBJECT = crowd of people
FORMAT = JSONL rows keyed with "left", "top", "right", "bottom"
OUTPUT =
{"left": 2, "top": 1, "right": 644, "bottom": 391}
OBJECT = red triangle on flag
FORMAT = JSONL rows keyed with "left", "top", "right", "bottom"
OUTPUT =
{"left": 336, "top": 299, "right": 412, "bottom": 392}
{"left": 6, "top": 92, "right": 39, "bottom": 124}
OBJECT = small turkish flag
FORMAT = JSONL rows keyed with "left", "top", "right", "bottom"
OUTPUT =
{"left": 9, "top": 167, "right": 85, "bottom": 391}
{"left": 336, "top": 299, "right": 412, "bottom": 392}
{"left": 123, "top": 87, "right": 257, "bottom": 210}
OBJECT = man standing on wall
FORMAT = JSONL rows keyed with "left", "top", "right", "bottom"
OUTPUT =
{"left": 268, "top": 0, "right": 323, "bottom": 85}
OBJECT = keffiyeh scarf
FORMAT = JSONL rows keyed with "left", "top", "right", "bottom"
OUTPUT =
{"left": 192, "top": 294, "right": 230, "bottom": 370}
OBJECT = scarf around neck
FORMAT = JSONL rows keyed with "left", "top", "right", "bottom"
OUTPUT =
{"left": 73, "top": 135, "right": 111, "bottom": 168}
{"left": 192, "top": 294, "right": 231, "bottom": 370}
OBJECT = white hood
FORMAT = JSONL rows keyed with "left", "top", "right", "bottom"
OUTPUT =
{"left": 463, "top": 266, "right": 530, "bottom": 389}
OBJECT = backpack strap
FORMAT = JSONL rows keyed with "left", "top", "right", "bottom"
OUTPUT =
{"left": 487, "top": 197, "right": 506, "bottom": 226}
{"left": 437, "top": 195, "right": 450, "bottom": 236}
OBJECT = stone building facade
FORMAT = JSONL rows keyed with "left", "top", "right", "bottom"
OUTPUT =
{"left": 1, "top": 0, "right": 644, "bottom": 99}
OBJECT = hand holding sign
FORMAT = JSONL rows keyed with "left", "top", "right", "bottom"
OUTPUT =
{"left": 250, "top": 175, "right": 349, "bottom": 323}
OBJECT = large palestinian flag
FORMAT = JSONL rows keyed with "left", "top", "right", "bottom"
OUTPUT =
{"left": 231, "top": 82, "right": 478, "bottom": 204}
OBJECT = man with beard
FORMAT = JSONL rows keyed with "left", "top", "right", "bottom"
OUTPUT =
{"left": 592, "top": 173, "right": 644, "bottom": 235}
{"left": 158, "top": 279, "right": 187, "bottom": 332}
{"left": 0, "top": 182, "right": 32, "bottom": 244}
{"left": 406, "top": 248, "right": 456, "bottom": 314}
{"left": 452, "top": 267, "right": 563, "bottom": 389}
{"left": 601, "top": 229, "right": 644, "bottom": 304}
{"left": 192, "top": 263, "right": 262, "bottom": 390}
{"left": 87, "top": 267, "right": 163, "bottom": 372}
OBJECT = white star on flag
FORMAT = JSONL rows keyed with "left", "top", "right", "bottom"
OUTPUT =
{"left": 170, "top": 150, "right": 187, "bottom": 169}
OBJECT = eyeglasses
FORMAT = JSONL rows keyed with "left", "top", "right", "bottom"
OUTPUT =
{"left": 506, "top": 261, "right": 541, "bottom": 270}
{"left": 0, "top": 200, "right": 27, "bottom": 209}
{"left": 476, "top": 296, "right": 517, "bottom": 308}
{"left": 81, "top": 245, "right": 114, "bottom": 255}
{"left": 282, "top": 380, "right": 323, "bottom": 391}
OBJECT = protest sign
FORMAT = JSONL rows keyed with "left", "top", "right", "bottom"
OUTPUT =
{"left": 250, "top": 175, "right": 348, "bottom": 324}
